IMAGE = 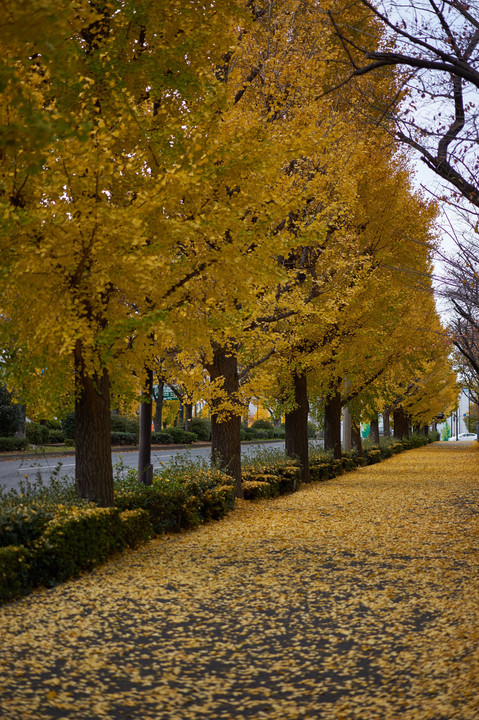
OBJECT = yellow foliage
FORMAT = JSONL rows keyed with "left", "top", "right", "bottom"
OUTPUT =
{"left": 0, "top": 443, "right": 478, "bottom": 717}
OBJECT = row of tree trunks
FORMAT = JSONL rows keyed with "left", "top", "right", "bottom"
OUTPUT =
{"left": 284, "top": 371, "right": 310, "bottom": 485}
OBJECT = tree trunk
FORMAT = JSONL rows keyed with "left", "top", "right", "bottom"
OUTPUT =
{"left": 324, "top": 391, "right": 342, "bottom": 459}
{"left": 207, "top": 344, "right": 242, "bottom": 498}
{"left": 138, "top": 368, "right": 153, "bottom": 485}
{"left": 184, "top": 403, "right": 193, "bottom": 432}
{"left": 342, "top": 405, "right": 352, "bottom": 451}
{"left": 285, "top": 370, "right": 310, "bottom": 486}
{"left": 393, "top": 405, "right": 409, "bottom": 438}
{"left": 352, "top": 421, "right": 363, "bottom": 458}
{"left": 383, "top": 408, "right": 391, "bottom": 438}
{"left": 74, "top": 343, "right": 113, "bottom": 506}
{"left": 370, "top": 416, "right": 380, "bottom": 444}
{"left": 13, "top": 404, "right": 26, "bottom": 439}
{"left": 153, "top": 379, "right": 164, "bottom": 432}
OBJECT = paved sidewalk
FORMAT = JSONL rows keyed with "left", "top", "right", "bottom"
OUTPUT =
{"left": 1, "top": 442, "right": 478, "bottom": 720}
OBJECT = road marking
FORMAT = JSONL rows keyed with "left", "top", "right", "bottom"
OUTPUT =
{"left": 21, "top": 463, "right": 76, "bottom": 472}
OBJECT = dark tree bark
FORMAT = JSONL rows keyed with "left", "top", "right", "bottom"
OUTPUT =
{"left": 382, "top": 408, "right": 391, "bottom": 438}
{"left": 138, "top": 368, "right": 153, "bottom": 485}
{"left": 370, "top": 416, "right": 380, "bottom": 445}
{"left": 352, "top": 421, "right": 363, "bottom": 458}
{"left": 184, "top": 402, "right": 193, "bottom": 432}
{"left": 324, "top": 390, "right": 342, "bottom": 459}
{"left": 393, "top": 405, "right": 409, "bottom": 439}
{"left": 153, "top": 379, "right": 164, "bottom": 432}
{"left": 13, "top": 404, "right": 26, "bottom": 439}
{"left": 206, "top": 344, "right": 242, "bottom": 498}
{"left": 284, "top": 370, "right": 310, "bottom": 486}
{"left": 74, "top": 342, "right": 113, "bottom": 506}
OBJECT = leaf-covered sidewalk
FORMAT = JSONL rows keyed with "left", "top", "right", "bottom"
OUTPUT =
{"left": 1, "top": 442, "right": 478, "bottom": 720}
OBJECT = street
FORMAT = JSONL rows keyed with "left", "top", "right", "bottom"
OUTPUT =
{"left": 0, "top": 442, "right": 286, "bottom": 493}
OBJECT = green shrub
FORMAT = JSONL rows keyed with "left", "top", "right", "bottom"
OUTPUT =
{"left": 252, "top": 429, "right": 269, "bottom": 440}
{"left": 0, "top": 500, "right": 154, "bottom": 604}
{"left": 110, "top": 414, "right": 139, "bottom": 435}
{"left": 275, "top": 465, "right": 301, "bottom": 492}
{"left": 0, "top": 503, "right": 56, "bottom": 548}
{"left": 0, "top": 458, "right": 234, "bottom": 605}
{"left": 243, "top": 480, "right": 275, "bottom": 500}
{"left": 190, "top": 417, "right": 211, "bottom": 441}
{"left": 32, "top": 506, "right": 127, "bottom": 586}
{"left": 0, "top": 436, "right": 28, "bottom": 452}
{"left": 119, "top": 509, "right": 154, "bottom": 547}
{"left": 111, "top": 431, "right": 138, "bottom": 445}
{"left": 0, "top": 386, "right": 22, "bottom": 437}
{"left": 48, "top": 429, "right": 65, "bottom": 444}
{"left": 115, "top": 480, "right": 198, "bottom": 534}
{"left": 45, "top": 419, "right": 62, "bottom": 430}
{"left": 26, "top": 422, "right": 49, "bottom": 445}
{"left": 309, "top": 462, "right": 331, "bottom": 481}
{"left": 379, "top": 443, "right": 394, "bottom": 460}
{"left": 151, "top": 431, "right": 174, "bottom": 444}
{"left": 363, "top": 446, "right": 382, "bottom": 465}
{"left": 165, "top": 426, "right": 197, "bottom": 444}
{"left": 251, "top": 419, "right": 274, "bottom": 430}
{"left": 61, "top": 412, "right": 75, "bottom": 439}
{"left": 341, "top": 455, "right": 358, "bottom": 472}
{"left": 0, "top": 406, "right": 22, "bottom": 437}
{"left": 115, "top": 458, "right": 234, "bottom": 533}
{"left": 0, "top": 546, "right": 31, "bottom": 604}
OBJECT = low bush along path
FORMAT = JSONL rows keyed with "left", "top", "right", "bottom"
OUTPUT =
{"left": 1, "top": 441, "right": 478, "bottom": 720}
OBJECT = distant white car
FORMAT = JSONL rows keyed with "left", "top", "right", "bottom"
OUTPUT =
{"left": 448, "top": 433, "right": 477, "bottom": 441}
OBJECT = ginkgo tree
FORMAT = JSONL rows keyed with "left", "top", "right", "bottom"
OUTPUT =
{"left": 1, "top": 0, "right": 286, "bottom": 505}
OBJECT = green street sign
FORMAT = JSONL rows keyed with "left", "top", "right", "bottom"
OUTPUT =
{"left": 163, "top": 388, "right": 177, "bottom": 401}
{"left": 152, "top": 385, "right": 178, "bottom": 401}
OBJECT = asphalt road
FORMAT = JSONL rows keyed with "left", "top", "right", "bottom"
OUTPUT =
{"left": 0, "top": 442, "right": 286, "bottom": 493}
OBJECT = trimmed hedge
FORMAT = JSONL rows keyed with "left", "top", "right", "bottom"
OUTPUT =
{"left": 111, "top": 431, "right": 138, "bottom": 446}
{"left": 243, "top": 480, "right": 275, "bottom": 500}
{"left": 0, "top": 546, "right": 30, "bottom": 605}
{"left": 151, "top": 431, "right": 174, "bottom": 444}
{"left": 0, "top": 436, "right": 28, "bottom": 452}
{"left": 166, "top": 427, "right": 197, "bottom": 444}
{"left": 151, "top": 428, "right": 198, "bottom": 444}
{"left": 114, "top": 471, "right": 235, "bottom": 534}
{"left": 242, "top": 434, "right": 436, "bottom": 500}
{"left": 0, "top": 432, "right": 437, "bottom": 603}
{"left": 0, "top": 506, "right": 154, "bottom": 604}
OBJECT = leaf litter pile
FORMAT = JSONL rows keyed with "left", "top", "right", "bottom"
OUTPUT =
{"left": 1, "top": 442, "right": 478, "bottom": 720}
